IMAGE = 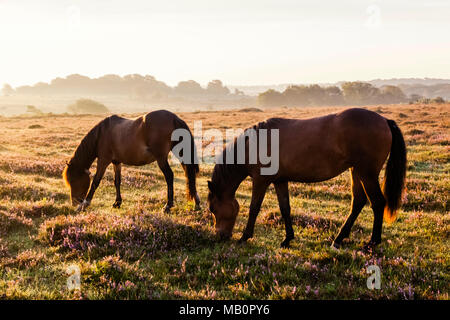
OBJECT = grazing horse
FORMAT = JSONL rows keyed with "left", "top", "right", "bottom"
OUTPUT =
{"left": 207, "top": 108, "right": 406, "bottom": 249}
{"left": 63, "top": 110, "right": 201, "bottom": 212}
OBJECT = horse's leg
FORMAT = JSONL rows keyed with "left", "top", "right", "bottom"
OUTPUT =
{"left": 78, "top": 159, "right": 110, "bottom": 212}
{"left": 157, "top": 157, "right": 174, "bottom": 213}
{"left": 274, "top": 181, "right": 294, "bottom": 248}
{"left": 332, "top": 169, "right": 367, "bottom": 248}
{"left": 112, "top": 163, "right": 122, "bottom": 208}
{"left": 360, "top": 174, "right": 386, "bottom": 249}
{"left": 239, "top": 180, "right": 270, "bottom": 243}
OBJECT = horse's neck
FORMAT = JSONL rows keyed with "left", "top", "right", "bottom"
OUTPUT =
{"left": 221, "top": 164, "right": 248, "bottom": 197}
{"left": 70, "top": 140, "right": 98, "bottom": 170}
{"left": 70, "top": 152, "right": 95, "bottom": 171}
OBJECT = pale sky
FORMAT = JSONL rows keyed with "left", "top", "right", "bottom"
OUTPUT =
{"left": 0, "top": 0, "right": 449, "bottom": 88}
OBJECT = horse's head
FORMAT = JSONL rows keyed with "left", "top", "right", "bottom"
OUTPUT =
{"left": 207, "top": 180, "right": 239, "bottom": 240}
{"left": 62, "top": 162, "right": 91, "bottom": 206}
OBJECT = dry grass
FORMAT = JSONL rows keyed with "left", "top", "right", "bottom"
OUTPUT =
{"left": 0, "top": 103, "right": 448, "bottom": 299}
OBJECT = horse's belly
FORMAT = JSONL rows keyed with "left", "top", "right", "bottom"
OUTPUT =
{"left": 287, "top": 165, "right": 348, "bottom": 183}
{"left": 279, "top": 147, "right": 350, "bottom": 183}
{"left": 116, "top": 144, "right": 156, "bottom": 166}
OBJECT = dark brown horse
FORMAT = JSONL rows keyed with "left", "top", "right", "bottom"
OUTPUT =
{"left": 63, "top": 110, "right": 201, "bottom": 212}
{"left": 207, "top": 108, "right": 406, "bottom": 249}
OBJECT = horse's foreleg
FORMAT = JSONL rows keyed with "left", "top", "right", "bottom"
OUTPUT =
{"left": 361, "top": 174, "right": 386, "bottom": 250}
{"left": 78, "top": 160, "right": 109, "bottom": 212}
{"left": 239, "top": 180, "right": 269, "bottom": 243}
{"left": 333, "top": 170, "right": 367, "bottom": 249}
{"left": 274, "top": 181, "right": 294, "bottom": 248}
{"left": 157, "top": 158, "right": 174, "bottom": 213}
{"left": 112, "top": 163, "right": 122, "bottom": 208}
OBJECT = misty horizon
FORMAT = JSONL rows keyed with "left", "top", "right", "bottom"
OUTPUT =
{"left": 1, "top": 0, "right": 449, "bottom": 88}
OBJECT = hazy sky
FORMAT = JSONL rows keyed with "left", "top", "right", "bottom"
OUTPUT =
{"left": 0, "top": 0, "right": 449, "bottom": 87}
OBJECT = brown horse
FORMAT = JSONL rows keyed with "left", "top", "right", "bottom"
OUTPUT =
{"left": 63, "top": 110, "right": 201, "bottom": 212}
{"left": 207, "top": 108, "right": 406, "bottom": 249}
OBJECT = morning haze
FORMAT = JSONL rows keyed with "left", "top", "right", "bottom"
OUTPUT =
{"left": 1, "top": 0, "right": 449, "bottom": 88}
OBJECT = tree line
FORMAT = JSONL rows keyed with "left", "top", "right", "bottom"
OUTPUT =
{"left": 258, "top": 82, "right": 412, "bottom": 107}
{"left": 2, "top": 74, "right": 238, "bottom": 100}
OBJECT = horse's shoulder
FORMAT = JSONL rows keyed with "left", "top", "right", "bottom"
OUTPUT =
{"left": 105, "top": 114, "right": 126, "bottom": 123}
{"left": 146, "top": 109, "right": 175, "bottom": 118}
{"left": 255, "top": 117, "right": 289, "bottom": 129}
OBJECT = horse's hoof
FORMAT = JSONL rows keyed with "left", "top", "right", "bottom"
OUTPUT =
{"left": 280, "top": 236, "right": 294, "bottom": 248}
{"left": 280, "top": 241, "right": 290, "bottom": 249}
{"left": 194, "top": 204, "right": 201, "bottom": 211}
{"left": 330, "top": 242, "right": 341, "bottom": 251}
{"left": 362, "top": 240, "right": 380, "bottom": 252}
{"left": 331, "top": 241, "right": 341, "bottom": 250}
{"left": 163, "top": 205, "right": 172, "bottom": 213}
{"left": 76, "top": 200, "right": 90, "bottom": 212}
{"left": 112, "top": 201, "right": 122, "bottom": 209}
{"left": 238, "top": 235, "right": 249, "bottom": 244}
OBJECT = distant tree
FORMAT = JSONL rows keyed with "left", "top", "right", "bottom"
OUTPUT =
{"left": 33, "top": 82, "right": 50, "bottom": 95}
{"left": 342, "top": 82, "right": 380, "bottom": 105}
{"left": 133, "top": 85, "right": 149, "bottom": 101}
{"left": 1, "top": 84, "right": 15, "bottom": 96}
{"left": 323, "top": 86, "right": 344, "bottom": 105}
{"left": 258, "top": 89, "right": 285, "bottom": 107}
{"left": 15, "top": 85, "right": 34, "bottom": 95}
{"left": 26, "top": 105, "right": 43, "bottom": 115}
{"left": 174, "top": 80, "right": 204, "bottom": 95}
{"left": 283, "top": 85, "right": 311, "bottom": 106}
{"left": 281, "top": 85, "right": 343, "bottom": 106}
{"left": 409, "top": 94, "right": 423, "bottom": 103}
{"left": 379, "top": 85, "right": 407, "bottom": 103}
{"left": 431, "top": 96, "right": 445, "bottom": 104}
{"left": 206, "top": 80, "right": 230, "bottom": 96}
{"left": 67, "top": 99, "right": 109, "bottom": 114}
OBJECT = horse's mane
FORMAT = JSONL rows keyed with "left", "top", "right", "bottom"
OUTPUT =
{"left": 63, "top": 116, "right": 118, "bottom": 185}
{"left": 211, "top": 118, "right": 283, "bottom": 195}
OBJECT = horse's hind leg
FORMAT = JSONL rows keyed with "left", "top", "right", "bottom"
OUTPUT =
{"left": 157, "top": 157, "right": 174, "bottom": 213}
{"left": 274, "top": 181, "right": 295, "bottom": 248}
{"left": 333, "top": 169, "right": 367, "bottom": 248}
{"left": 360, "top": 173, "right": 386, "bottom": 249}
{"left": 112, "top": 163, "right": 122, "bottom": 208}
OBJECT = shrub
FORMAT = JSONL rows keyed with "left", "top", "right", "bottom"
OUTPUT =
{"left": 431, "top": 96, "right": 445, "bottom": 104}
{"left": 28, "top": 124, "right": 44, "bottom": 129}
{"left": 26, "top": 105, "right": 43, "bottom": 115}
{"left": 67, "top": 99, "right": 109, "bottom": 114}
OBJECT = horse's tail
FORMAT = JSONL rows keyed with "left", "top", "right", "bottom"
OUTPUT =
{"left": 171, "top": 116, "right": 199, "bottom": 201}
{"left": 383, "top": 119, "right": 407, "bottom": 223}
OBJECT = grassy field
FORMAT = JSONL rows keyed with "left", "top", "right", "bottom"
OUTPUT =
{"left": 0, "top": 104, "right": 448, "bottom": 299}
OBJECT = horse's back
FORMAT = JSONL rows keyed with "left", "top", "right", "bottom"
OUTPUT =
{"left": 262, "top": 108, "right": 392, "bottom": 182}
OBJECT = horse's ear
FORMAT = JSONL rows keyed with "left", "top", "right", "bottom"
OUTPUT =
{"left": 207, "top": 180, "right": 216, "bottom": 194}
